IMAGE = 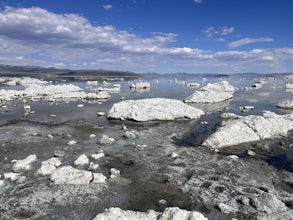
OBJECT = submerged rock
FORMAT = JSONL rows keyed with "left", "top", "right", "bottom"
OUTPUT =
{"left": 93, "top": 207, "right": 207, "bottom": 220}
{"left": 12, "top": 155, "right": 37, "bottom": 173}
{"left": 184, "top": 81, "right": 235, "bottom": 103}
{"left": 107, "top": 98, "right": 204, "bottom": 122}
{"left": 203, "top": 111, "right": 293, "bottom": 149}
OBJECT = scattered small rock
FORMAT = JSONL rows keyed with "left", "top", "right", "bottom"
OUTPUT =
{"left": 217, "top": 203, "right": 233, "bottom": 214}
{"left": 67, "top": 140, "right": 77, "bottom": 146}
{"left": 74, "top": 154, "right": 89, "bottom": 166}
{"left": 247, "top": 150, "right": 256, "bottom": 156}
{"left": 98, "top": 134, "right": 115, "bottom": 145}
{"left": 12, "top": 155, "right": 37, "bottom": 173}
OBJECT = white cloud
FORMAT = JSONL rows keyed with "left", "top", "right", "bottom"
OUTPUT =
{"left": 194, "top": 0, "right": 203, "bottom": 4}
{"left": 228, "top": 37, "right": 274, "bottom": 49}
{"left": 102, "top": 5, "right": 113, "bottom": 10}
{"left": 0, "top": 6, "right": 292, "bottom": 73}
{"left": 203, "top": 26, "right": 234, "bottom": 38}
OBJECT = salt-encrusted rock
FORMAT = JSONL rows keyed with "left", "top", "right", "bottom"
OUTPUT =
{"left": 89, "top": 162, "right": 100, "bottom": 171}
{"left": 123, "top": 131, "right": 136, "bottom": 139}
{"left": 277, "top": 100, "right": 293, "bottom": 109}
{"left": 12, "top": 154, "right": 37, "bottom": 173}
{"left": 4, "top": 172, "right": 22, "bottom": 182}
{"left": 67, "top": 140, "right": 77, "bottom": 145}
{"left": 97, "top": 112, "right": 106, "bottom": 117}
{"left": 92, "top": 173, "right": 107, "bottom": 184}
{"left": 217, "top": 203, "right": 234, "bottom": 214}
{"left": 91, "top": 151, "right": 105, "bottom": 160}
{"left": 186, "top": 82, "right": 201, "bottom": 87}
{"left": 227, "top": 155, "right": 239, "bottom": 161}
{"left": 74, "top": 154, "right": 89, "bottom": 166}
{"left": 184, "top": 81, "right": 235, "bottom": 103}
{"left": 50, "top": 166, "right": 93, "bottom": 185}
{"left": 86, "top": 81, "right": 98, "bottom": 85}
{"left": 220, "top": 113, "right": 243, "bottom": 120}
{"left": 129, "top": 81, "right": 150, "bottom": 89}
{"left": 160, "top": 207, "right": 208, "bottom": 220}
{"left": 250, "top": 193, "right": 287, "bottom": 214}
{"left": 240, "top": 106, "right": 254, "bottom": 112}
{"left": 89, "top": 134, "right": 96, "bottom": 138}
{"left": 96, "top": 91, "right": 111, "bottom": 99}
{"left": 108, "top": 98, "right": 204, "bottom": 122}
{"left": 285, "top": 83, "right": 293, "bottom": 89}
{"left": 98, "top": 134, "right": 115, "bottom": 145}
{"left": 93, "top": 207, "right": 207, "bottom": 220}
{"left": 110, "top": 168, "right": 121, "bottom": 178}
{"left": 35, "top": 157, "right": 62, "bottom": 176}
{"left": 203, "top": 111, "right": 293, "bottom": 149}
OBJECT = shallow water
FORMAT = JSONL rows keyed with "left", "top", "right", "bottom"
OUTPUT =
{"left": 0, "top": 74, "right": 292, "bottom": 219}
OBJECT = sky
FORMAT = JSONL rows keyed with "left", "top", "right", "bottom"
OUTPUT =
{"left": 0, "top": 0, "right": 292, "bottom": 74}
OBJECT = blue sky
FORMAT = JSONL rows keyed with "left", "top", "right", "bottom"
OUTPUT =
{"left": 0, "top": 0, "right": 292, "bottom": 74}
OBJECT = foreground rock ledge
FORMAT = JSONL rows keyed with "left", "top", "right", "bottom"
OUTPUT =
{"left": 184, "top": 81, "right": 235, "bottom": 103}
{"left": 93, "top": 207, "right": 208, "bottom": 220}
{"left": 203, "top": 111, "right": 293, "bottom": 149}
{"left": 107, "top": 98, "right": 204, "bottom": 122}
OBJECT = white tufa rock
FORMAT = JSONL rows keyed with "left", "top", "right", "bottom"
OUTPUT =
{"left": 77, "top": 104, "right": 84, "bottom": 108}
{"left": 98, "top": 134, "right": 115, "bottom": 145}
{"left": 110, "top": 168, "right": 121, "bottom": 178}
{"left": 92, "top": 173, "right": 107, "bottom": 184}
{"left": 96, "top": 91, "right": 111, "bottom": 99}
{"left": 93, "top": 207, "right": 207, "bottom": 220}
{"left": 89, "top": 162, "right": 100, "bottom": 171}
{"left": 217, "top": 203, "right": 234, "bottom": 214}
{"left": 91, "top": 151, "right": 105, "bottom": 160}
{"left": 50, "top": 166, "right": 93, "bottom": 185}
{"left": 129, "top": 81, "right": 150, "bottom": 89}
{"left": 124, "top": 131, "right": 136, "bottom": 139}
{"left": 184, "top": 81, "right": 235, "bottom": 103}
{"left": 67, "top": 140, "right": 77, "bottom": 145}
{"left": 107, "top": 98, "right": 204, "bottom": 122}
{"left": 277, "top": 100, "right": 293, "bottom": 109}
{"left": 97, "top": 112, "right": 106, "bottom": 117}
{"left": 74, "top": 154, "right": 89, "bottom": 166}
{"left": 12, "top": 154, "right": 37, "bottom": 173}
{"left": 203, "top": 111, "right": 293, "bottom": 149}
{"left": 35, "top": 157, "right": 62, "bottom": 176}
{"left": 89, "top": 134, "right": 96, "bottom": 138}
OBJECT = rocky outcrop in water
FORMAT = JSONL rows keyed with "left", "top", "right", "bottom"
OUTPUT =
{"left": 203, "top": 111, "right": 293, "bottom": 149}
{"left": 93, "top": 207, "right": 208, "bottom": 220}
{"left": 107, "top": 98, "right": 205, "bottom": 121}
{"left": 184, "top": 81, "right": 235, "bottom": 103}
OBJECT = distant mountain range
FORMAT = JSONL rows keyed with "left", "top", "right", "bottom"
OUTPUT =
{"left": 0, "top": 64, "right": 140, "bottom": 80}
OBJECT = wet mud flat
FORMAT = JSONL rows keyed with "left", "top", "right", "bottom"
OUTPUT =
{"left": 0, "top": 73, "right": 293, "bottom": 219}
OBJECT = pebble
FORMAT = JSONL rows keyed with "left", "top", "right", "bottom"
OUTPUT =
{"left": 54, "top": 150, "right": 65, "bottom": 158}
{"left": 97, "top": 112, "right": 105, "bottom": 117}
{"left": 67, "top": 140, "right": 77, "bottom": 145}
{"left": 47, "top": 134, "right": 54, "bottom": 139}
{"left": 171, "top": 152, "right": 179, "bottom": 158}
{"left": 89, "top": 134, "right": 96, "bottom": 138}
{"left": 247, "top": 150, "right": 256, "bottom": 156}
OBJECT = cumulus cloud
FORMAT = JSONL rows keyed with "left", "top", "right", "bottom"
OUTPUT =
{"left": 0, "top": 6, "right": 292, "bottom": 73}
{"left": 228, "top": 37, "right": 274, "bottom": 49}
{"left": 102, "top": 5, "right": 113, "bottom": 10}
